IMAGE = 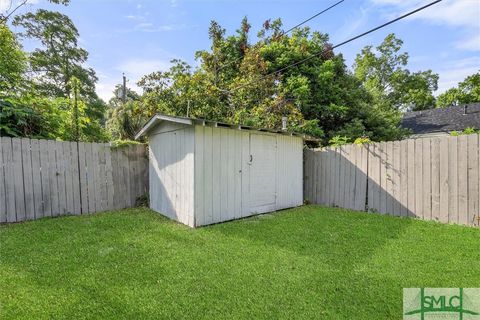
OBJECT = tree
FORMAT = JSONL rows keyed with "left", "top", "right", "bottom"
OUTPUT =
{"left": 354, "top": 33, "right": 438, "bottom": 111}
{"left": 13, "top": 9, "right": 97, "bottom": 100}
{"left": 0, "top": 23, "right": 27, "bottom": 95}
{"left": 12, "top": 8, "right": 109, "bottom": 142}
{"left": 436, "top": 71, "right": 480, "bottom": 107}
{"left": 0, "top": 95, "right": 68, "bottom": 139}
{"left": 105, "top": 19, "right": 409, "bottom": 144}
{"left": 0, "top": 0, "right": 70, "bottom": 23}
{"left": 106, "top": 84, "right": 144, "bottom": 140}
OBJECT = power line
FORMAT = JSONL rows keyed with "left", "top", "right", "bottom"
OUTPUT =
{"left": 282, "top": 0, "right": 345, "bottom": 35}
{"left": 226, "top": 0, "right": 443, "bottom": 93}
{"left": 0, "top": 0, "right": 27, "bottom": 23}
{"left": 215, "top": 0, "right": 345, "bottom": 73}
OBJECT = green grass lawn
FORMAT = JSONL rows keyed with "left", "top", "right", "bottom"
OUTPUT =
{"left": 1, "top": 206, "right": 479, "bottom": 319}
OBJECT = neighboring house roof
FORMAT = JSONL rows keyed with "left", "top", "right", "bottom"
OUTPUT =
{"left": 135, "top": 113, "right": 319, "bottom": 141}
{"left": 401, "top": 103, "right": 480, "bottom": 135}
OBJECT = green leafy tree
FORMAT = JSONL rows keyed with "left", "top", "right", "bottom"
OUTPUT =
{"left": 0, "top": 95, "right": 68, "bottom": 138}
{"left": 354, "top": 33, "right": 438, "bottom": 111}
{"left": 106, "top": 84, "right": 144, "bottom": 140}
{"left": 107, "top": 100, "right": 145, "bottom": 141}
{"left": 0, "top": 0, "right": 70, "bottom": 23}
{"left": 13, "top": 10, "right": 97, "bottom": 100}
{"left": 437, "top": 71, "right": 480, "bottom": 107}
{"left": 0, "top": 24, "right": 27, "bottom": 95}
{"left": 106, "top": 19, "right": 410, "bottom": 144}
{"left": 11, "top": 8, "right": 108, "bottom": 142}
{"left": 61, "top": 76, "right": 109, "bottom": 142}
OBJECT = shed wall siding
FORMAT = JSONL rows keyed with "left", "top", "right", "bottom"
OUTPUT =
{"left": 194, "top": 125, "right": 303, "bottom": 227}
{"left": 194, "top": 126, "right": 245, "bottom": 226}
{"left": 276, "top": 135, "right": 303, "bottom": 209}
{"left": 149, "top": 122, "right": 195, "bottom": 227}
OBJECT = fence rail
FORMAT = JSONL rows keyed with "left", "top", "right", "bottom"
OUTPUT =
{"left": 304, "top": 134, "right": 480, "bottom": 227}
{"left": 0, "top": 137, "right": 148, "bottom": 223}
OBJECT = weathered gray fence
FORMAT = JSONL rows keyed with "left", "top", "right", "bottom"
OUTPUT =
{"left": 0, "top": 137, "right": 148, "bottom": 223}
{"left": 304, "top": 134, "right": 480, "bottom": 227}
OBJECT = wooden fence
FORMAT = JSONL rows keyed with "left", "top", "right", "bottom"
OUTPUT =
{"left": 304, "top": 134, "right": 480, "bottom": 227}
{"left": 0, "top": 137, "right": 148, "bottom": 223}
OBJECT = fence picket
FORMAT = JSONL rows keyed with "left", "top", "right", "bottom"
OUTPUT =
{"left": 3, "top": 138, "right": 16, "bottom": 222}
{"left": 467, "top": 134, "right": 479, "bottom": 225}
{"left": 78, "top": 142, "right": 88, "bottom": 214}
{"left": 385, "top": 142, "right": 394, "bottom": 215}
{"left": 356, "top": 145, "right": 368, "bottom": 211}
{"left": 366, "top": 144, "right": 374, "bottom": 212}
{"left": 431, "top": 138, "right": 440, "bottom": 221}
{"left": 12, "top": 138, "right": 26, "bottom": 221}
{"left": 414, "top": 139, "right": 423, "bottom": 219}
{"left": 343, "top": 145, "right": 353, "bottom": 209}
{"left": 379, "top": 142, "right": 387, "bottom": 214}
{"left": 0, "top": 137, "right": 7, "bottom": 223}
{"left": 369, "top": 143, "right": 380, "bottom": 213}
{"left": 69, "top": 142, "right": 81, "bottom": 215}
{"left": 48, "top": 140, "right": 60, "bottom": 216}
{"left": 105, "top": 144, "right": 114, "bottom": 211}
{"left": 448, "top": 136, "right": 458, "bottom": 224}
{"left": 457, "top": 136, "right": 468, "bottom": 225}
{"left": 422, "top": 138, "right": 432, "bottom": 220}
{"left": 63, "top": 142, "right": 74, "bottom": 215}
{"left": 406, "top": 139, "right": 416, "bottom": 217}
{"left": 439, "top": 137, "right": 449, "bottom": 223}
{"left": 400, "top": 140, "right": 409, "bottom": 217}
{"left": 56, "top": 141, "right": 67, "bottom": 215}
{"left": 392, "top": 141, "right": 401, "bottom": 216}
{"left": 91, "top": 143, "right": 101, "bottom": 212}
{"left": 85, "top": 143, "right": 96, "bottom": 213}
{"left": 39, "top": 140, "right": 51, "bottom": 217}
{"left": 21, "top": 139, "right": 35, "bottom": 220}
{"left": 324, "top": 149, "right": 332, "bottom": 206}
{"left": 349, "top": 146, "right": 357, "bottom": 210}
{"left": 31, "top": 140, "right": 43, "bottom": 219}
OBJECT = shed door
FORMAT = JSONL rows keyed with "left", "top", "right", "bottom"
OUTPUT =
{"left": 249, "top": 133, "right": 277, "bottom": 213}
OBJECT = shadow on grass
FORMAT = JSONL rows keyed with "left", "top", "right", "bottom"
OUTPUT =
{"left": 206, "top": 205, "right": 414, "bottom": 265}
{"left": 1, "top": 206, "right": 478, "bottom": 319}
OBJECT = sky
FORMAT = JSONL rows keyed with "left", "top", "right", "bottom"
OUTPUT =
{"left": 2, "top": 0, "right": 480, "bottom": 102}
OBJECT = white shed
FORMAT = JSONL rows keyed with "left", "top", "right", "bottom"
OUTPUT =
{"left": 136, "top": 114, "right": 307, "bottom": 227}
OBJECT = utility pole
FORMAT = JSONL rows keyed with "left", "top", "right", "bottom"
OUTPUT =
{"left": 122, "top": 73, "right": 127, "bottom": 104}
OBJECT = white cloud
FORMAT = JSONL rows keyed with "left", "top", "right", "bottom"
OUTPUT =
{"left": 0, "top": 0, "right": 11, "bottom": 12}
{"left": 125, "top": 14, "right": 145, "bottom": 21}
{"left": 435, "top": 57, "right": 480, "bottom": 94}
{"left": 119, "top": 59, "right": 171, "bottom": 78}
{"left": 134, "top": 22, "right": 188, "bottom": 32}
{"left": 371, "top": 0, "right": 480, "bottom": 51}
{"left": 455, "top": 33, "right": 480, "bottom": 51}
{"left": 96, "top": 59, "right": 173, "bottom": 101}
{"left": 96, "top": 80, "right": 117, "bottom": 102}
{"left": 371, "top": 0, "right": 479, "bottom": 28}
{"left": 333, "top": 6, "right": 371, "bottom": 41}
{"left": 136, "top": 22, "right": 153, "bottom": 28}
{"left": 0, "top": 0, "right": 38, "bottom": 13}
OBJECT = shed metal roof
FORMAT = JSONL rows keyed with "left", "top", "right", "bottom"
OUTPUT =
{"left": 135, "top": 114, "right": 319, "bottom": 141}
{"left": 401, "top": 103, "right": 480, "bottom": 135}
